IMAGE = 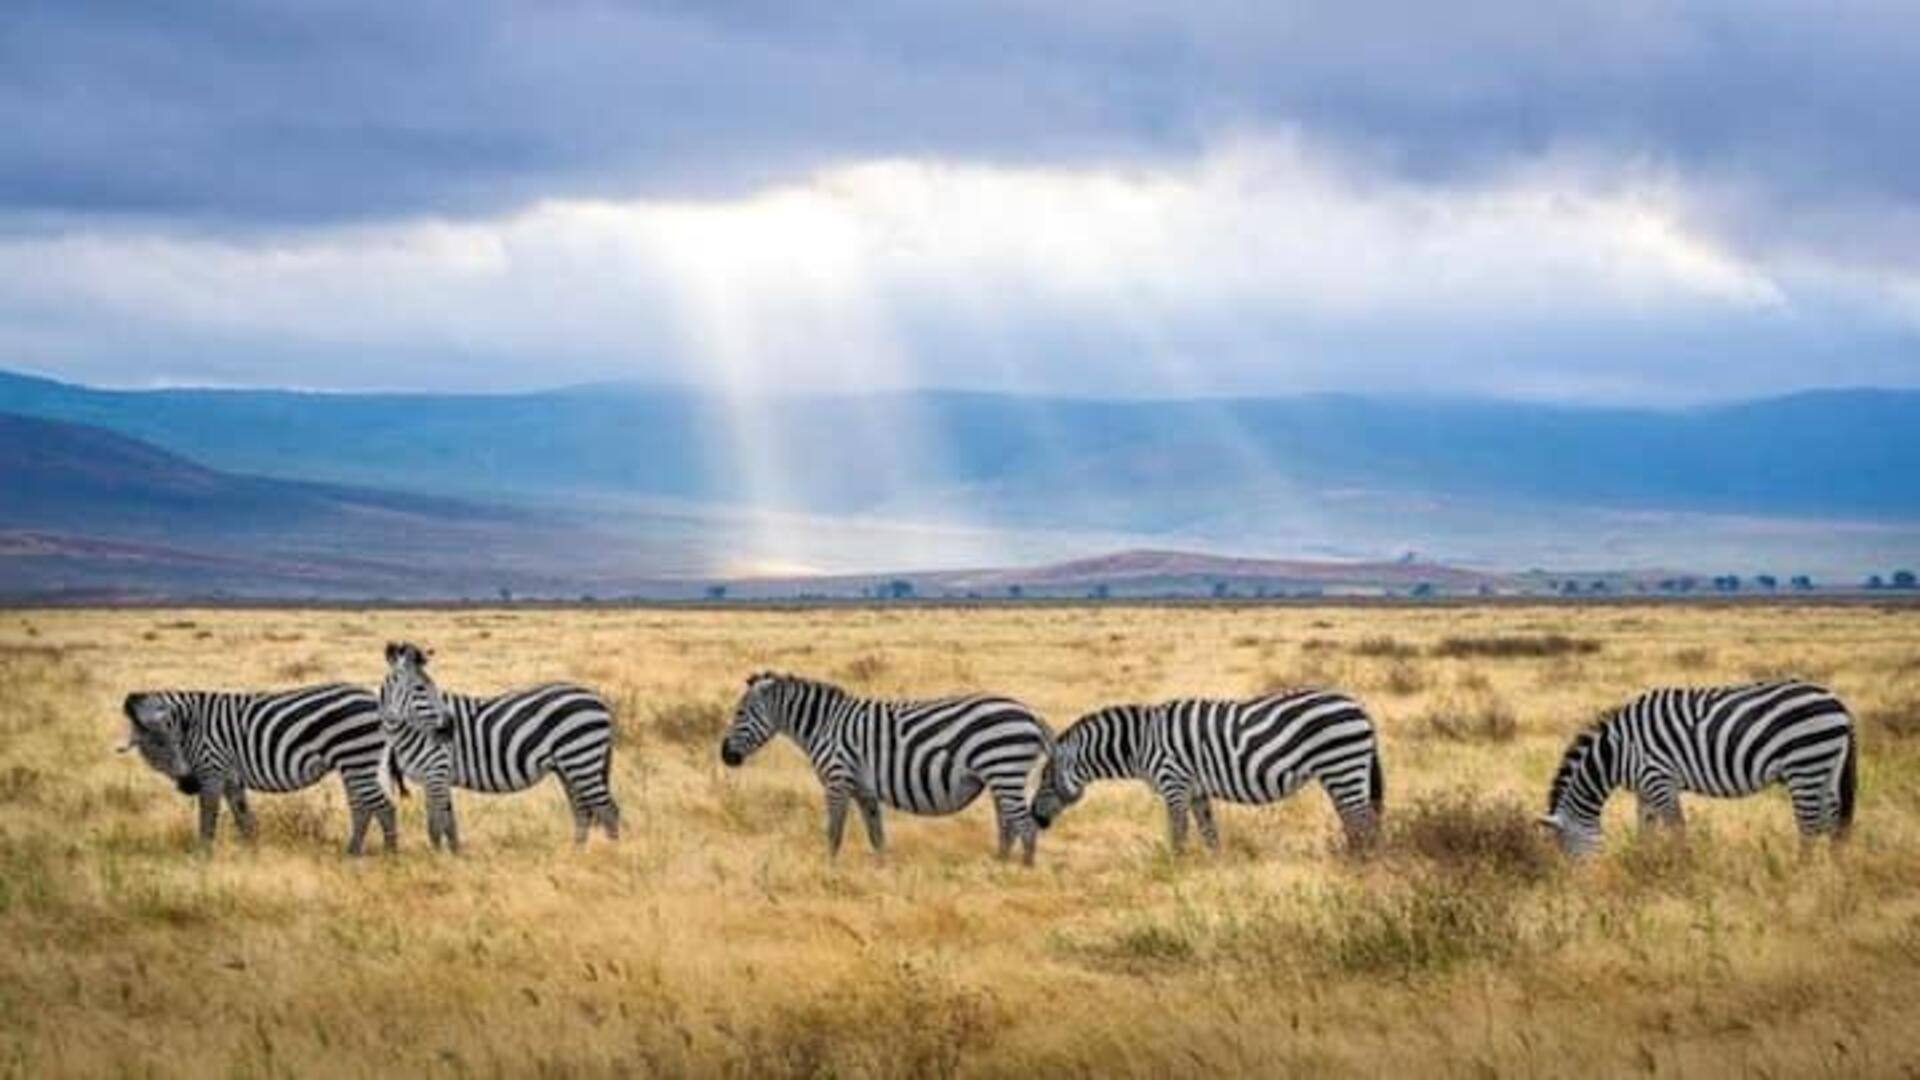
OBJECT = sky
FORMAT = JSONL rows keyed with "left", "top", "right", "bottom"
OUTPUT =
{"left": 4, "top": 1, "right": 1919, "bottom": 402}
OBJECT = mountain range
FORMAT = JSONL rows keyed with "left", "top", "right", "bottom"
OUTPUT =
{"left": 1, "top": 367, "right": 1915, "bottom": 598}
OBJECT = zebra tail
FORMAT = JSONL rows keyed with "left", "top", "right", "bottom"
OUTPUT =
{"left": 1369, "top": 751, "right": 1385, "bottom": 818}
{"left": 1838, "top": 727, "right": 1857, "bottom": 834}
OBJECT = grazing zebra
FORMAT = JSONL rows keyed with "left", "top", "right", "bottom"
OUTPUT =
{"left": 1539, "top": 679, "right": 1857, "bottom": 855}
{"left": 117, "top": 683, "right": 396, "bottom": 854}
{"left": 1029, "top": 689, "right": 1385, "bottom": 852}
{"left": 379, "top": 642, "right": 620, "bottom": 851}
{"left": 720, "top": 672, "right": 1054, "bottom": 864}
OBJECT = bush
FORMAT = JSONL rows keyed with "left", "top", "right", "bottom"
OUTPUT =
{"left": 1309, "top": 873, "right": 1520, "bottom": 977}
{"left": 1387, "top": 792, "right": 1556, "bottom": 884}
{"left": 652, "top": 700, "right": 729, "bottom": 746}
{"left": 1380, "top": 660, "right": 1429, "bottom": 696}
{"left": 1417, "top": 698, "right": 1519, "bottom": 744}
{"left": 1351, "top": 636, "right": 1419, "bottom": 659}
{"left": 1432, "top": 634, "right": 1600, "bottom": 659}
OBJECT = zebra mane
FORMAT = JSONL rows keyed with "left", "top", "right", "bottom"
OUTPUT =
{"left": 1545, "top": 711, "right": 1616, "bottom": 811}
{"left": 750, "top": 671, "right": 850, "bottom": 701}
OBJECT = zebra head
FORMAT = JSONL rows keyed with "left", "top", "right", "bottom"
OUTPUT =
{"left": 1539, "top": 724, "right": 1609, "bottom": 856}
{"left": 721, "top": 671, "right": 787, "bottom": 766}
{"left": 381, "top": 641, "right": 448, "bottom": 738}
{"left": 120, "top": 692, "right": 200, "bottom": 795}
{"left": 1029, "top": 728, "right": 1090, "bottom": 830}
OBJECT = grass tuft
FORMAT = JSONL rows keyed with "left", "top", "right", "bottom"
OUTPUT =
{"left": 1432, "top": 634, "right": 1600, "bottom": 659}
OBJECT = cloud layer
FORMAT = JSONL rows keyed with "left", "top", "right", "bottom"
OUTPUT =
{"left": 3, "top": 2, "right": 1918, "bottom": 397}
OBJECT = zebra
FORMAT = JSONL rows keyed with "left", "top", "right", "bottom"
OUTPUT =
{"left": 719, "top": 671, "right": 1054, "bottom": 864}
{"left": 378, "top": 642, "right": 620, "bottom": 851}
{"left": 1538, "top": 679, "right": 1857, "bottom": 855}
{"left": 117, "top": 683, "right": 397, "bottom": 854}
{"left": 1029, "top": 689, "right": 1385, "bottom": 853}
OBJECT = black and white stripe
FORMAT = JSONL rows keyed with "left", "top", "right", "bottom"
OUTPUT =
{"left": 1030, "top": 689, "right": 1385, "bottom": 852}
{"left": 1540, "top": 679, "right": 1857, "bottom": 855}
{"left": 720, "top": 671, "right": 1054, "bottom": 863}
{"left": 380, "top": 642, "right": 620, "bottom": 851}
{"left": 118, "top": 683, "right": 395, "bottom": 853}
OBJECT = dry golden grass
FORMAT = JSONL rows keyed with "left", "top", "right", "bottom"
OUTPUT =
{"left": 3, "top": 602, "right": 1920, "bottom": 1077}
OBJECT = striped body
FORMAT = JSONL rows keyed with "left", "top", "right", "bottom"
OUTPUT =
{"left": 1031, "top": 689, "right": 1384, "bottom": 851}
{"left": 120, "top": 683, "right": 395, "bottom": 853}
{"left": 721, "top": 673, "right": 1053, "bottom": 863}
{"left": 1541, "top": 679, "right": 1857, "bottom": 854}
{"left": 381, "top": 643, "right": 619, "bottom": 850}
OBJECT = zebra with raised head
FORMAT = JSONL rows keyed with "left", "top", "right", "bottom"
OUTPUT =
{"left": 117, "top": 683, "right": 396, "bottom": 854}
{"left": 379, "top": 642, "right": 620, "bottom": 851}
{"left": 1539, "top": 679, "right": 1857, "bottom": 855}
{"left": 720, "top": 672, "right": 1054, "bottom": 864}
{"left": 1029, "top": 689, "right": 1385, "bottom": 853}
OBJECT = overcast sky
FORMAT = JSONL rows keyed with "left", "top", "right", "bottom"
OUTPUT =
{"left": 4, "top": 1, "right": 1918, "bottom": 401}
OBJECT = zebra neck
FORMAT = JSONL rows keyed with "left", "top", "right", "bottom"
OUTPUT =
{"left": 781, "top": 684, "right": 851, "bottom": 755}
{"left": 1553, "top": 721, "right": 1626, "bottom": 824}
{"left": 1078, "top": 706, "right": 1151, "bottom": 783}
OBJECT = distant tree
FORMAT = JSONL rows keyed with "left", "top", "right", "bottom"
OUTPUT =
{"left": 1559, "top": 580, "right": 1581, "bottom": 596}
{"left": 498, "top": 586, "right": 513, "bottom": 603}
{"left": 580, "top": 593, "right": 596, "bottom": 604}
{"left": 1410, "top": 582, "right": 1435, "bottom": 598}
{"left": 1477, "top": 584, "right": 1494, "bottom": 597}
{"left": 1007, "top": 584, "right": 1024, "bottom": 599}
{"left": 1712, "top": 575, "right": 1740, "bottom": 593}
{"left": 1090, "top": 583, "right": 1110, "bottom": 600}
{"left": 1754, "top": 574, "right": 1778, "bottom": 591}
{"left": 1589, "top": 580, "right": 1609, "bottom": 593}
{"left": 1211, "top": 581, "right": 1231, "bottom": 599}
{"left": 885, "top": 579, "right": 915, "bottom": 600}
{"left": 705, "top": 584, "right": 728, "bottom": 601}
{"left": 1895, "top": 570, "right": 1918, "bottom": 590}
{"left": 1791, "top": 575, "right": 1814, "bottom": 591}
{"left": 1867, "top": 574, "right": 1887, "bottom": 590}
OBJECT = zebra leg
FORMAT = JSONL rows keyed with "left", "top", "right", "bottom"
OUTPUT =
{"left": 1191, "top": 795, "right": 1221, "bottom": 852}
{"left": 345, "top": 802, "right": 372, "bottom": 857}
{"left": 557, "top": 755, "right": 619, "bottom": 844}
{"left": 855, "top": 791, "right": 885, "bottom": 854}
{"left": 986, "top": 782, "right": 1037, "bottom": 866}
{"left": 427, "top": 782, "right": 460, "bottom": 854}
{"left": 596, "top": 800, "right": 622, "bottom": 841}
{"left": 1635, "top": 779, "right": 1685, "bottom": 832}
{"left": 340, "top": 766, "right": 395, "bottom": 855}
{"left": 824, "top": 786, "right": 851, "bottom": 857}
{"left": 197, "top": 789, "right": 222, "bottom": 851}
{"left": 563, "top": 784, "right": 593, "bottom": 847}
{"left": 1161, "top": 789, "right": 1192, "bottom": 854}
{"left": 225, "top": 782, "right": 258, "bottom": 842}
{"left": 1784, "top": 767, "right": 1838, "bottom": 846}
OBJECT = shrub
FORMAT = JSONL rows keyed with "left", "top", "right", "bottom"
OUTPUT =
{"left": 652, "top": 700, "right": 729, "bottom": 746}
{"left": 1351, "top": 636, "right": 1418, "bottom": 659}
{"left": 1308, "top": 873, "right": 1519, "bottom": 977}
{"left": 1432, "top": 634, "right": 1600, "bottom": 659}
{"left": 1380, "top": 660, "right": 1429, "bottom": 696}
{"left": 1387, "top": 792, "right": 1556, "bottom": 884}
{"left": 841, "top": 654, "right": 889, "bottom": 684}
{"left": 274, "top": 657, "right": 327, "bottom": 682}
{"left": 1417, "top": 698, "right": 1519, "bottom": 744}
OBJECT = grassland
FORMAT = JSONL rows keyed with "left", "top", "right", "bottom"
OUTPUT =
{"left": 2, "top": 602, "right": 1918, "bottom": 1077}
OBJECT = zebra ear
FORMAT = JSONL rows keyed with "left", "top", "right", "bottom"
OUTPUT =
{"left": 385, "top": 641, "right": 401, "bottom": 664}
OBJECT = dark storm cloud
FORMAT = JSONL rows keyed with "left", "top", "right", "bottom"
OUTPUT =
{"left": 4, "top": 0, "right": 1916, "bottom": 236}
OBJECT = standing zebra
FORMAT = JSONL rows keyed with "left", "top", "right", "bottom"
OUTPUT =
{"left": 1539, "top": 679, "right": 1857, "bottom": 855}
{"left": 719, "top": 672, "right": 1053, "bottom": 864}
{"left": 117, "top": 683, "right": 396, "bottom": 854}
{"left": 379, "top": 642, "right": 620, "bottom": 851}
{"left": 1029, "top": 689, "right": 1385, "bottom": 852}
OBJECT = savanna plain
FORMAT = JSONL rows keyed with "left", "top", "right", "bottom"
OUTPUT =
{"left": 2, "top": 602, "right": 1919, "bottom": 1078}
